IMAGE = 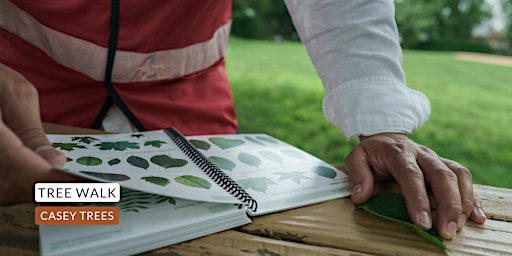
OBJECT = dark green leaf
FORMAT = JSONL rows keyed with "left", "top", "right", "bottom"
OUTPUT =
{"left": 94, "top": 141, "right": 140, "bottom": 151}
{"left": 356, "top": 193, "right": 447, "bottom": 250}
{"left": 144, "top": 140, "right": 167, "bottom": 148}
{"left": 79, "top": 171, "right": 130, "bottom": 181}
{"left": 238, "top": 152, "right": 261, "bottom": 167}
{"left": 312, "top": 166, "right": 337, "bottom": 179}
{"left": 208, "top": 156, "right": 236, "bottom": 171}
{"left": 52, "top": 143, "right": 86, "bottom": 151}
{"left": 108, "top": 158, "right": 121, "bottom": 166}
{"left": 150, "top": 154, "right": 188, "bottom": 169}
{"left": 174, "top": 175, "right": 211, "bottom": 189}
{"left": 189, "top": 139, "right": 211, "bottom": 150}
{"left": 127, "top": 156, "right": 149, "bottom": 170}
{"left": 76, "top": 156, "right": 102, "bottom": 166}
{"left": 71, "top": 136, "right": 99, "bottom": 144}
{"left": 141, "top": 176, "right": 170, "bottom": 187}
{"left": 209, "top": 137, "right": 245, "bottom": 149}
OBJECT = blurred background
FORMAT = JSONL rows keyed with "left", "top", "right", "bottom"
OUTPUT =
{"left": 226, "top": 0, "right": 512, "bottom": 188}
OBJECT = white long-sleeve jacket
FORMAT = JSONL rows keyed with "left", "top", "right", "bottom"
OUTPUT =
{"left": 285, "top": 0, "right": 431, "bottom": 139}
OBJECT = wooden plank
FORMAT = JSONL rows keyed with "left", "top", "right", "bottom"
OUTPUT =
{"left": 144, "top": 230, "right": 373, "bottom": 256}
{"left": 239, "top": 185, "right": 512, "bottom": 256}
{"left": 0, "top": 203, "right": 39, "bottom": 256}
{"left": 474, "top": 184, "right": 512, "bottom": 222}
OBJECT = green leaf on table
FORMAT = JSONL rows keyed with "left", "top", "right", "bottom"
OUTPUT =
{"left": 236, "top": 177, "right": 276, "bottom": 193}
{"left": 52, "top": 143, "right": 87, "bottom": 151}
{"left": 144, "top": 140, "right": 167, "bottom": 148}
{"left": 141, "top": 176, "right": 170, "bottom": 187}
{"left": 189, "top": 139, "right": 211, "bottom": 150}
{"left": 174, "top": 175, "right": 211, "bottom": 189}
{"left": 71, "top": 136, "right": 99, "bottom": 144}
{"left": 209, "top": 137, "right": 245, "bottom": 149}
{"left": 312, "top": 166, "right": 337, "bottom": 179}
{"left": 94, "top": 141, "right": 140, "bottom": 151}
{"left": 127, "top": 156, "right": 150, "bottom": 170}
{"left": 108, "top": 158, "right": 121, "bottom": 166}
{"left": 355, "top": 193, "right": 447, "bottom": 250}
{"left": 259, "top": 150, "right": 283, "bottom": 164}
{"left": 150, "top": 154, "right": 188, "bottom": 169}
{"left": 238, "top": 152, "right": 261, "bottom": 167}
{"left": 156, "top": 195, "right": 176, "bottom": 205}
{"left": 80, "top": 171, "right": 130, "bottom": 182}
{"left": 255, "top": 135, "right": 279, "bottom": 144}
{"left": 76, "top": 156, "right": 102, "bottom": 166}
{"left": 208, "top": 156, "right": 236, "bottom": 171}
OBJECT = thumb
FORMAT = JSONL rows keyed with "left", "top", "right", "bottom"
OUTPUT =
{"left": 345, "top": 145, "right": 375, "bottom": 204}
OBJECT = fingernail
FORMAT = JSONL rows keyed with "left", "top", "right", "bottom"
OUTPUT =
{"left": 417, "top": 211, "right": 432, "bottom": 230}
{"left": 477, "top": 207, "right": 486, "bottom": 219}
{"left": 352, "top": 184, "right": 362, "bottom": 195}
{"left": 457, "top": 214, "right": 467, "bottom": 230}
{"left": 442, "top": 221, "right": 458, "bottom": 240}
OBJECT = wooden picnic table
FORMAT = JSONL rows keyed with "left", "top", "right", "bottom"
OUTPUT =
{"left": 0, "top": 123, "right": 510, "bottom": 255}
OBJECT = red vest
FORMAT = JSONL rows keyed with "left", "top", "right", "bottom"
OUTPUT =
{"left": 0, "top": 0, "right": 237, "bottom": 135}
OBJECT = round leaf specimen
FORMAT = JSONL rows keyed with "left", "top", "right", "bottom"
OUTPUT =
{"left": 312, "top": 166, "right": 337, "bottom": 179}
{"left": 189, "top": 139, "right": 211, "bottom": 151}
{"left": 208, "top": 156, "right": 236, "bottom": 171}
{"left": 150, "top": 155, "right": 188, "bottom": 169}
{"left": 127, "top": 156, "right": 150, "bottom": 170}
{"left": 174, "top": 175, "right": 211, "bottom": 189}
{"left": 238, "top": 152, "right": 261, "bottom": 168}
{"left": 141, "top": 176, "right": 170, "bottom": 187}
{"left": 76, "top": 156, "right": 103, "bottom": 166}
{"left": 79, "top": 171, "right": 130, "bottom": 181}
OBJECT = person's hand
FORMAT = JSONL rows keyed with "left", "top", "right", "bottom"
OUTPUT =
{"left": 345, "top": 133, "right": 487, "bottom": 240}
{"left": 0, "top": 63, "right": 80, "bottom": 206}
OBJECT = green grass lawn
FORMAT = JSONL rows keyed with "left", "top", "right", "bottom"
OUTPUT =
{"left": 226, "top": 37, "right": 512, "bottom": 188}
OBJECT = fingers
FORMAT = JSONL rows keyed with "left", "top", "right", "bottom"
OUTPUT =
{"left": 345, "top": 145, "right": 375, "bottom": 204}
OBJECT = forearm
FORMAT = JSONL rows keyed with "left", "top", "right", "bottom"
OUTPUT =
{"left": 284, "top": 0, "right": 430, "bottom": 139}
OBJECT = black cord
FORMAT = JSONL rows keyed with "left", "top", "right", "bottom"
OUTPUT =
{"left": 92, "top": 0, "right": 146, "bottom": 131}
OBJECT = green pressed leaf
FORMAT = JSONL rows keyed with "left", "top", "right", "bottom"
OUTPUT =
{"left": 255, "top": 135, "right": 279, "bottom": 144}
{"left": 174, "top": 175, "right": 211, "bottom": 189}
{"left": 236, "top": 177, "right": 276, "bottom": 193}
{"left": 280, "top": 149, "right": 305, "bottom": 159}
{"left": 71, "top": 136, "right": 98, "bottom": 144}
{"left": 79, "top": 171, "right": 130, "bottom": 181}
{"left": 208, "top": 156, "right": 236, "bottom": 171}
{"left": 244, "top": 136, "right": 266, "bottom": 146}
{"left": 312, "top": 166, "right": 337, "bottom": 179}
{"left": 356, "top": 193, "right": 447, "bottom": 250}
{"left": 52, "top": 143, "right": 87, "bottom": 151}
{"left": 274, "top": 171, "right": 311, "bottom": 184}
{"left": 238, "top": 152, "right": 261, "bottom": 167}
{"left": 189, "top": 139, "right": 211, "bottom": 150}
{"left": 209, "top": 137, "right": 245, "bottom": 149}
{"left": 127, "top": 156, "right": 149, "bottom": 170}
{"left": 76, "top": 156, "right": 102, "bottom": 166}
{"left": 150, "top": 155, "right": 188, "bottom": 169}
{"left": 144, "top": 140, "right": 167, "bottom": 148}
{"left": 259, "top": 150, "right": 283, "bottom": 164}
{"left": 66, "top": 157, "right": 73, "bottom": 162}
{"left": 94, "top": 141, "right": 140, "bottom": 151}
{"left": 141, "top": 176, "right": 170, "bottom": 187}
{"left": 156, "top": 196, "right": 176, "bottom": 205}
{"left": 108, "top": 158, "right": 121, "bottom": 166}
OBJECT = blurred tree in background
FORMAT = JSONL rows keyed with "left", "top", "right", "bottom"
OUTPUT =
{"left": 231, "top": 0, "right": 510, "bottom": 54}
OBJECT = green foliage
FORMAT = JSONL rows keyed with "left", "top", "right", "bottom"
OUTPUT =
{"left": 52, "top": 143, "right": 86, "bottom": 151}
{"left": 226, "top": 38, "right": 512, "bottom": 188}
{"left": 94, "top": 141, "right": 140, "bottom": 151}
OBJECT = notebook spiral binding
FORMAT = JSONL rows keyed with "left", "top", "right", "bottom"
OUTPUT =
{"left": 164, "top": 127, "right": 258, "bottom": 213}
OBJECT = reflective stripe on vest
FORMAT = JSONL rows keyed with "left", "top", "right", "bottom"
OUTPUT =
{"left": 0, "top": 0, "right": 230, "bottom": 83}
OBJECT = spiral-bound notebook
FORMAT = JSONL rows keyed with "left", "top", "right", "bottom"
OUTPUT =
{"left": 40, "top": 128, "right": 350, "bottom": 256}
